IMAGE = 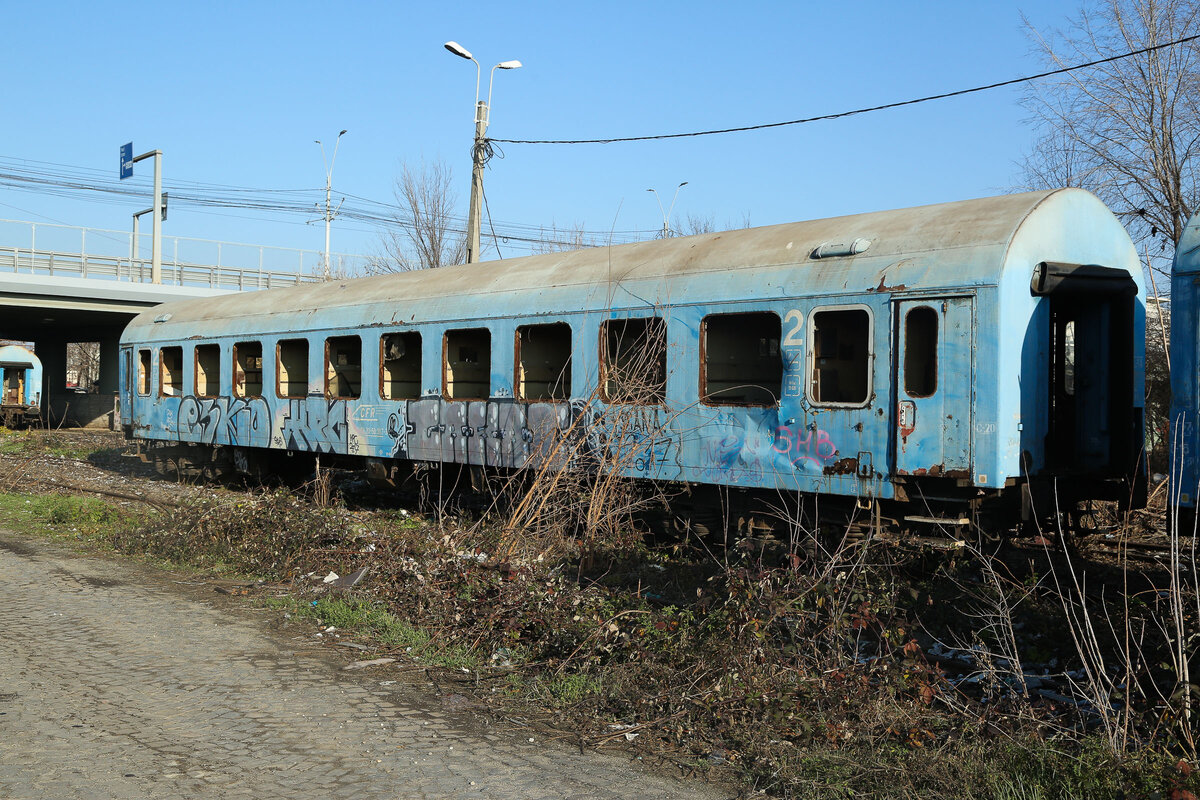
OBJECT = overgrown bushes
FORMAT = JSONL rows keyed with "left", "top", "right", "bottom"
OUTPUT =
{"left": 7, "top": 477, "right": 1200, "bottom": 798}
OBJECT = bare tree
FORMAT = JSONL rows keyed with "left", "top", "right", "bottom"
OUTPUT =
{"left": 1020, "top": 1, "right": 1200, "bottom": 472}
{"left": 372, "top": 160, "right": 467, "bottom": 272}
{"left": 679, "top": 214, "right": 716, "bottom": 236}
{"left": 676, "top": 212, "right": 752, "bottom": 237}
{"left": 529, "top": 222, "right": 599, "bottom": 254}
{"left": 1020, "top": 0, "right": 1200, "bottom": 248}
{"left": 66, "top": 342, "right": 100, "bottom": 391}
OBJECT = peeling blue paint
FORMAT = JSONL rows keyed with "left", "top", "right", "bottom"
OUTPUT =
{"left": 119, "top": 189, "right": 1144, "bottom": 508}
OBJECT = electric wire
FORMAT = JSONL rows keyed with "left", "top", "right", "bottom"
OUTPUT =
{"left": 0, "top": 163, "right": 653, "bottom": 251}
{"left": 491, "top": 33, "right": 1200, "bottom": 145}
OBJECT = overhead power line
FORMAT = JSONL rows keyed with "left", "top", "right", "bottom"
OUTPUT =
{"left": 0, "top": 158, "right": 654, "bottom": 250}
{"left": 492, "top": 33, "right": 1200, "bottom": 146}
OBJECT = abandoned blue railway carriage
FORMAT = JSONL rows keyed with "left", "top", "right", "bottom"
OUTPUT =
{"left": 0, "top": 344, "right": 43, "bottom": 428}
{"left": 119, "top": 188, "right": 1145, "bottom": 527}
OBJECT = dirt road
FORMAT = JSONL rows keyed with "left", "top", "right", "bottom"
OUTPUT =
{"left": 0, "top": 529, "right": 725, "bottom": 800}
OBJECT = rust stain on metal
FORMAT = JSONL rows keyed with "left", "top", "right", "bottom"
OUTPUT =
{"left": 823, "top": 457, "right": 859, "bottom": 476}
{"left": 869, "top": 275, "right": 907, "bottom": 293}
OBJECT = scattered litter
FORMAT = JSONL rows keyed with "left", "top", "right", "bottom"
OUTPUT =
{"left": 327, "top": 566, "right": 369, "bottom": 590}
{"left": 344, "top": 657, "right": 396, "bottom": 671}
{"left": 607, "top": 723, "right": 640, "bottom": 741}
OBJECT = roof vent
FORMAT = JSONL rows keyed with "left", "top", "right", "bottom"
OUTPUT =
{"left": 153, "top": 312, "right": 172, "bottom": 323}
{"left": 812, "top": 238, "right": 871, "bottom": 259}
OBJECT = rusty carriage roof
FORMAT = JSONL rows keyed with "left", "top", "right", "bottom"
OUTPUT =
{"left": 124, "top": 188, "right": 1136, "bottom": 342}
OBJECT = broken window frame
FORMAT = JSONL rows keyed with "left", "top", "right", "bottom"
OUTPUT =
{"left": 806, "top": 304, "right": 873, "bottom": 407}
{"left": 324, "top": 335, "right": 363, "bottom": 400}
{"left": 903, "top": 305, "right": 938, "bottom": 399}
{"left": 699, "top": 311, "right": 783, "bottom": 407}
{"left": 442, "top": 328, "right": 492, "bottom": 401}
{"left": 380, "top": 331, "right": 422, "bottom": 401}
{"left": 515, "top": 322, "right": 573, "bottom": 402}
{"left": 194, "top": 343, "right": 221, "bottom": 399}
{"left": 159, "top": 346, "right": 184, "bottom": 398}
{"left": 137, "top": 349, "right": 151, "bottom": 396}
{"left": 276, "top": 338, "right": 310, "bottom": 399}
{"left": 599, "top": 316, "right": 668, "bottom": 405}
{"left": 232, "top": 342, "right": 264, "bottom": 399}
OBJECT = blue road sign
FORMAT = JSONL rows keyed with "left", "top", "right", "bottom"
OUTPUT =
{"left": 120, "top": 143, "right": 133, "bottom": 180}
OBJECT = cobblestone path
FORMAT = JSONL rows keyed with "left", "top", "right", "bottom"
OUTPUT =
{"left": 0, "top": 531, "right": 726, "bottom": 799}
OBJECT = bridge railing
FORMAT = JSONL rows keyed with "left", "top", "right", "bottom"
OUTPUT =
{"left": 0, "top": 247, "right": 319, "bottom": 290}
{"left": 0, "top": 219, "right": 371, "bottom": 290}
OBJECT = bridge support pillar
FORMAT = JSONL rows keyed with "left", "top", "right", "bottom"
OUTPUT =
{"left": 34, "top": 340, "right": 67, "bottom": 427}
{"left": 98, "top": 336, "right": 119, "bottom": 394}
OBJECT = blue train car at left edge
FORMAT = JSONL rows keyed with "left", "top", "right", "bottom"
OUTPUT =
{"left": 119, "top": 188, "right": 1146, "bottom": 529}
{"left": 0, "top": 344, "right": 43, "bottom": 429}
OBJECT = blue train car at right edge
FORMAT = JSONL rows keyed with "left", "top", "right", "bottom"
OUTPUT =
{"left": 1171, "top": 214, "right": 1200, "bottom": 517}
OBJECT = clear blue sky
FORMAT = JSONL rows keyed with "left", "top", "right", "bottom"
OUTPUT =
{"left": 0, "top": 1, "right": 1085, "bottom": 265}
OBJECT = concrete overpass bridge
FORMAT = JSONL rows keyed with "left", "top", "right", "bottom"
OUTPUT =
{"left": 0, "top": 218, "right": 370, "bottom": 426}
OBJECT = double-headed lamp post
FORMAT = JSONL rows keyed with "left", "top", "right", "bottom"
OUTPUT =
{"left": 647, "top": 182, "right": 688, "bottom": 239}
{"left": 316, "top": 129, "right": 347, "bottom": 281}
{"left": 444, "top": 41, "right": 521, "bottom": 264}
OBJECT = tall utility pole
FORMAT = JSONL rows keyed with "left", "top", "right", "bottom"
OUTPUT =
{"left": 444, "top": 41, "right": 522, "bottom": 264}
{"left": 316, "top": 129, "right": 347, "bottom": 281}
{"left": 647, "top": 182, "right": 688, "bottom": 239}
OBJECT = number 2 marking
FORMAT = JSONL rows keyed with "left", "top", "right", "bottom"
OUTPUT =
{"left": 783, "top": 309, "right": 804, "bottom": 347}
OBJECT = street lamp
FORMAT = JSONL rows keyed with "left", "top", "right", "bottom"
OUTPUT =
{"left": 316, "top": 129, "right": 347, "bottom": 281}
{"left": 444, "top": 41, "right": 522, "bottom": 264}
{"left": 647, "top": 181, "right": 688, "bottom": 238}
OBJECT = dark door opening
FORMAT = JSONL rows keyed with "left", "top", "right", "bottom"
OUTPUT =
{"left": 1039, "top": 263, "right": 1136, "bottom": 475}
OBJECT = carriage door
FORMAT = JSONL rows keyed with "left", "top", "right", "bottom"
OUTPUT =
{"left": 119, "top": 347, "right": 133, "bottom": 426}
{"left": 2, "top": 366, "right": 21, "bottom": 405}
{"left": 1033, "top": 262, "right": 1137, "bottom": 476}
{"left": 894, "top": 297, "right": 974, "bottom": 477}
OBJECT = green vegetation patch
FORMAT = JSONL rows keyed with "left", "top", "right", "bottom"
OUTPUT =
{"left": 0, "top": 492, "right": 135, "bottom": 539}
{"left": 0, "top": 429, "right": 109, "bottom": 461}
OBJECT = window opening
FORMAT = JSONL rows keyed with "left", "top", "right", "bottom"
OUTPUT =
{"left": 517, "top": 323, "right": 572, "bottom": 401}
{"left": 233, "top": 342, "right": 263, "bottom": 398}
{"left": 137, "top": 349, "right": 151, "bottom": 396}
{"left": 194, "top": 344, "right": 221, "bottom": 398}
{"left": 809, "top": 308, "right": 870, "bottom": 404}
{"left": 701, "top": 312, "right": 781, "bottom": 405}
{"left": 277, "top": 339, "right": 309, "bottom": 398}
{"left": 159, "top": 346, "right": 183, "bottom": 397}
{"left": 381, "top": 332, "right": 422, "bottom": 400}
{"left": 65, "top": 342, "right": 100, "bottom": 392}
{"left": 1063, "top": 320, "right": 1075, "bottom": 396}
{"left": 325, "top": 336, "right": 362, "bottom": 399}
{"left": 903, "top": 306, "right": 938, "bottom": 398}
{"left": 444, "top": 328, "right": 491, "bottom": 400}
{"left": 601, "top": 317, "right": 667, "bottom": 404}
